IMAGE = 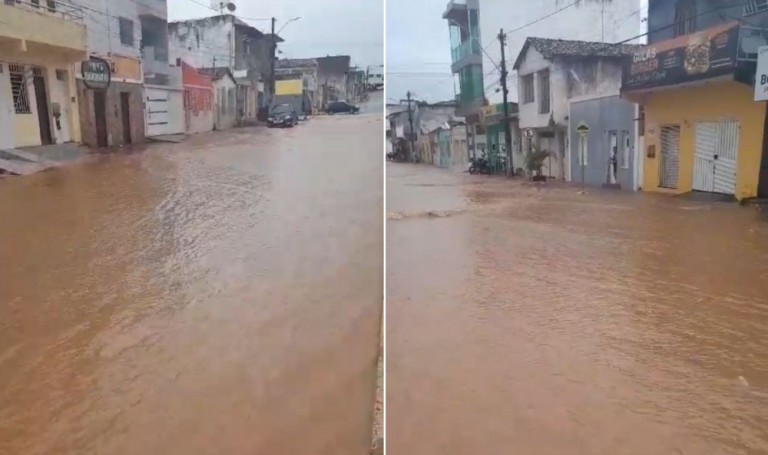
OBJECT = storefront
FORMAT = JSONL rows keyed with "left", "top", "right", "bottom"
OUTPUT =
{"left": 481, "top": 102, "right": 521, "bottom": 173}
{"left": 622, "top": 22, "right": 765, "bottom": 200}
{"left": 77, "top": 55, "right": 145, "bottom": 148}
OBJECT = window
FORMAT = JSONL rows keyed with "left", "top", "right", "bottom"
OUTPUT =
{"left": 9, "top": 64, "right": 31, "bottom": 114}
{"left": 577, "top": 134, "right": 588, "bottom": 166}
{"left": 46, "top": 0, "right": 55, "bottom": 11}
{"left": 56, "top": 69, "right": 66, "bottom": 81}
{"left": 744, "top": 0, "right": 768, "bottom": 17}
{"left": 674, "top": 1, "right": 696, "bottom": 37}
{"left": 522, "top": 74, "right": 534, "bottom": 104}
{"left": 538, "top": 69, "right": 550, "bottom": 114}
{"left": 119, "top": 17, "right": 134, "bottom": 46}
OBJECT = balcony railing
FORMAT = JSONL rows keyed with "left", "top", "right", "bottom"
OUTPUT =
{"left": 3, "top": 0, "right": 83, "bottom": 22}
{"left": 451, "top": 39, "right": 480, "bottom": 64}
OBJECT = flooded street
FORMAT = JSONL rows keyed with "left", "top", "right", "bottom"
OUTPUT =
{"left": 0, "top": 112, "right": 382, "bottom": 455}
{"left": 387, "top": 163, "right": 768, "bottom": 454}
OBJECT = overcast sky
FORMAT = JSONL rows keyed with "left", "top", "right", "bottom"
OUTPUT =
{"left": 386, "top": 0, "right": 650, "bottom": 105}
{"left": 168, "top": 0, "right": 384, "bottom": 69}
{"left": 386, "top": 0, "right": 455, "bottom": 104}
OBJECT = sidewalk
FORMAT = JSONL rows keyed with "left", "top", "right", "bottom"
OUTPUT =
{"left": 0, "top": 143, "right": 89, "bottom": 176}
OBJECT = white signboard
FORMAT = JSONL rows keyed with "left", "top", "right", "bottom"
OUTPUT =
{"left": 524, "top": 128, "right": 534, "bottom": 139}
{"left": 755, "top": 46, "right": 768, "bottom": 102}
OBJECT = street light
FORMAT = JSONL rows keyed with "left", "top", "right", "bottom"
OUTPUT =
{"left": 277, "top": 17, "right": 301, "bottom": 35}
{"left": 270, "top": 17, "right": 301, "bottom": 105}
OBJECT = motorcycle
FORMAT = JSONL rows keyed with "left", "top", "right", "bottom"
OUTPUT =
{"left": 469, "top": 154, "right": 490, "bottom": 175}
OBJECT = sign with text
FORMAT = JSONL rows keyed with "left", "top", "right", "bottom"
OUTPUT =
{"left": 81, "top": 57, "right": 111, "bottom": 90}
{"left": 755, "top": 46, "right": 768, "bottom": 101}
{"left": 622, "top": 22, "right": 740, "bottom": 92}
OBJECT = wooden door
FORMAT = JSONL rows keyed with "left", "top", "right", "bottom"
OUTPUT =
{"left": 120, "top": 92, "right": 132, "bottom": 145}
{"left": 94, "top": 90, "right": 108, "bottom": 147}
{"left": 33, "top": 74, "right": 52, "bottom": 145}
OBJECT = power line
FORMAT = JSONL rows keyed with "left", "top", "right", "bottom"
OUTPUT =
{"left": 416, "top": 0, "right": 585, "bottom": 101}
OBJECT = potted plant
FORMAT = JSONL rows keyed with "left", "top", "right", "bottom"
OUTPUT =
{"left": 524, "top": 148, "right": 550, "bottom": 182}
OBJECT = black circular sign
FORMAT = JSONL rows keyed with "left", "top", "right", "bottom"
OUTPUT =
{"left": 81, "top": 57, "right": 111, "bottom": 90}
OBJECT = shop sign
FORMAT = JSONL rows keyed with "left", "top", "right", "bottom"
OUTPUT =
{"left": 481, "top": 102, "right": 516, "bottom": 126}
{"left": 755, "top": 46, "right": 768, "bottom": 101}
{"left": 81, "top": 57, "right": 111, "bottom": 90}
{"left": 622, "top": 22, "right": 740, "bottom": 92}
{"left": 576, "top": 123, "right": 590, "bottom": 136}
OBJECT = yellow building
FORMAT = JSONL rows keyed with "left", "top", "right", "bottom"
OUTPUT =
{"left": 0, "top": 0, "right": 87, "bottom": 149}
{"left": 622, "top": 22, "right": 767, "bottom": 201}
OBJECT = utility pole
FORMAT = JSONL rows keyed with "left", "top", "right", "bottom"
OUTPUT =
{"left": 270, "top": 17, "right": 276, "bottom": 105}
{"left": 401, "top": 91, "right": 416, "bottom": 163}
{"left": 499, "top": 29, "right": 513, "bottom": 177}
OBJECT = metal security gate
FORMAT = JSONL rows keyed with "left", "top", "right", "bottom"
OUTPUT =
{"left": 713, "top": 120, "right": 739, "bottom": 194}
{"left": 659, "top": 125, "right": 681, "bottom": 188}
{"left": 694, "top": 122, "right": 717, "bottom": 192}
{"left": 693, "top": 120, "right": 739, "bottom": 194}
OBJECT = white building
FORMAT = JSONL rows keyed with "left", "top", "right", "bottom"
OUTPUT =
{"left": 513, "top": 37, "right": 640, "bottom": 182}
{"left": 480, "top": 0, "right": 643, "bottom": 104}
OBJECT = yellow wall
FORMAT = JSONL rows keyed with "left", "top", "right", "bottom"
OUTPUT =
{"left": 642, "top": 81, "right": 766, "bottom": 200}
{"left": 111, "top": 55, "right": 142, "bottom": 83}
{"left": 0, "top": 3, "right": 86, "bottom": 53}
{"left": 276, "top": 79, "right": 303, "bottom": 96}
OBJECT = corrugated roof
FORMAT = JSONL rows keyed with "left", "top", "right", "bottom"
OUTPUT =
{"left": 198, "top": 67, "right": 237, "bottom": 83}
{"left": 276, "top": 58, "right": 318, "bottom": 69}
{"left": 316, "top": 55, "right": 351, "bottom": 75}
{"left": 513, "top": 37, "right": 643, "bottom": 70}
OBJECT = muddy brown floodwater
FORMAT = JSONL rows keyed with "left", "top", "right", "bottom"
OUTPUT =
{"left": 387, "top": 162, "right": 768, "bottom": 455}
{"left": 0, "top": 114, "right": 383, "bottom": 455}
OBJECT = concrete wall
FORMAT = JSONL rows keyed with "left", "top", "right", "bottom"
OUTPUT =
{"left": 213, "top": 77, "right": 238, "bottom": 130}
{"left": 0, "top": 3, "right": 86, "bottom": 53}
{"left": 481, "top": 0, "right": 643, "bottom": 104}
{"left": 77, "top": 0, "right": 142, "bottom": 60}
{"left": 569, "top": 95, "right": 636, "bottom": 188}
{"left": 0, "top": 59, "right": 82, "bottom": 148}
{"left": 169, "top": 18, "right": 234, "bottom": 72}
{"left": 640, "top": 80, "right": 765, "bottom": 200}
{"left": 517, "top": 47, "right": 569, "bottom": 129}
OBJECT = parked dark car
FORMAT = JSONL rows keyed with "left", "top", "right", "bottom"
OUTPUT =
{"left": 268, "top": 104, "right": 299, "bottom": 127}
{"left": 326, "top": 101, "right": 360, "bottom": 115}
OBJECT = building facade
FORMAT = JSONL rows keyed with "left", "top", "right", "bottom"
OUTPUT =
{"left": 514, "top": 38, "right": 640, "bottom": 181}
{"left": 74, "top": 0, "right": 147, "bottom": 147}
{"left": 141, "top": 0, "right": 184, "bottom": 138}
{"left": 622, "top": 0, "right": 768, "bottom": 200}
{"left": 443, "top": 0, "right": 483, "bottom": 160}
{"left": 316, "top": 56, "right": 351, "bottom": 107}
{"left": 0, "top": 0, "right": 87, "bottom": 149}
{"left": 200, "top": 67, "right": 238, "bottom": 130}
{"left": 169, "top": 15, "right": 275, "bottom": 122}
{"left": 181, "top": 61, "right": 213, "bottom": 135}
{"left": 481, "top": 102, "right": 522, "bottom": 174}
{"left": 275, "top": 58, "right": 319, "bottom": 110}
{"left": 481, "top": 0, "right": 643, "bottom": 104}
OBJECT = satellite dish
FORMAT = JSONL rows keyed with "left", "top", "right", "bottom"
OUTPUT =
{"left": 226, "top": 2, "right": 236, "bottom": 12}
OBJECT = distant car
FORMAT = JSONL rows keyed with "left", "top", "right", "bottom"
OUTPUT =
{"left": 326, "top": 101, "right": 360, "bottom": 115}
{"left": 268, "top": 104, "right": 299, "bottom": 127}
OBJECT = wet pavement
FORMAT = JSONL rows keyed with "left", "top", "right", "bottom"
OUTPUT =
{"left": 0, "top": 113, "right": 383, "bottom": 455}
{"left": 387, "top": 163, "right": 768, "bottom": 455}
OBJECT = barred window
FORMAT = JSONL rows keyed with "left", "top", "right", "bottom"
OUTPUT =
{"left": 9, "top": 65, "right": 31, "bottom": 114}
{"left": 744, "top": 0, "right": 768, "bottom": 17}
